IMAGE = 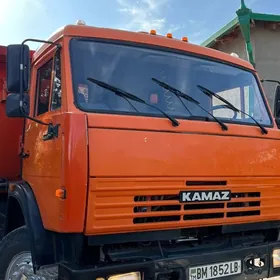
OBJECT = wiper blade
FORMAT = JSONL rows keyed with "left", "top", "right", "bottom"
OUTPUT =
{"left": 87, "top": 77, "right": 179, "bottom": 127}
{"left": 152, "top": 78, "right": 195, "bottom": 116}
{"left": 197, "top": 85, "right": 238, "bottom": 113}
{"left": 197, "top": 85, "right": 268, "bottom": 135}
{"left": 152, "top": 78, "right": 199, "bottom": 104}
{"left": 152, "top": 78, "right": 228, "bottom": 131}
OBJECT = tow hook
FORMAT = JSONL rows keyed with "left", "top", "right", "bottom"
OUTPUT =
{"left": 244, "top": 254, "right": 267, "bottom": 275}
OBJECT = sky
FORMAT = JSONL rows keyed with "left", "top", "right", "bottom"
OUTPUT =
{"left": 1, "top": 0, "right": 280, "bottom": 49}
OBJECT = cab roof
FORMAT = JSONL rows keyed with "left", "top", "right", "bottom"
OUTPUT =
{"left": 34, "top": 24, "right": 255, "bottom": 71}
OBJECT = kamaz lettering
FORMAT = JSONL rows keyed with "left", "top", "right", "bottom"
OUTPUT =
{"left": 180, "top": 191, "right": 231, "bottom": 203}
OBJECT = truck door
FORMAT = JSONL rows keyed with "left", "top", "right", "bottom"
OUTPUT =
{"left": 22, "top": 49, "right": 64, "bottom": 231}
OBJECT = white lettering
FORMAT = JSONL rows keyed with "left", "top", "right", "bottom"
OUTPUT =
{"left": 181, "top": 191, "right": 231, "bottom": 202}
{"left": 221, "top": 191, "right": 230, "bottom": 200}
{"left": 201, "top": 192, "right": 213, "bottom": 201}
{"left": 192, "top": 193, "right": 201, "bottom": 201}
{"left": 182, "top": 192, "right": 191, "bottom": 202}
{"left": 213, "top": 192, "right": 222, "bottom": 200}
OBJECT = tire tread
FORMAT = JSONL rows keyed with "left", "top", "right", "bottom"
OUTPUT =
{"left": 0, "top": 226, "right": 30, "bottom": 280}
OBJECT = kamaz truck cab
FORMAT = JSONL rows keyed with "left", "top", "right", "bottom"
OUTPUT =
{"left": 1, "top": 22, "right": 280, "bottom": 280}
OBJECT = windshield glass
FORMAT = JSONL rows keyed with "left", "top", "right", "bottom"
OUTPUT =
{"left": 70, "top": 39, "right": 272, "bottom": 126}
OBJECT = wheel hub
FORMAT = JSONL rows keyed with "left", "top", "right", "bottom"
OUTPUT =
{"left": 5, "top": 252, "right": 58, "bottom": 280}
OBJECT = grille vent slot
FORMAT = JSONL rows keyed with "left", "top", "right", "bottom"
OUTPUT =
{"left": 133, "top": 191, "right": 261, "bottom": 224}
{"left": 186, "top": 181, "right": 227, "bottom": 186}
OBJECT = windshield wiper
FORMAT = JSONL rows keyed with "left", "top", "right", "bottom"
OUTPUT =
{"left": 87, "top": 77, "right": 179, "bottom": 127}
{"left": 197, "top": 85, "right": 268, "bottom": 134}
{"left": 151, "top": 78, "right": 228, "bottom": 131}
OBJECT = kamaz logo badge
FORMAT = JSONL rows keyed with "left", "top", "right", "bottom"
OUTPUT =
{"left": 179, "top": 191, "right": 231, "bottom": 203}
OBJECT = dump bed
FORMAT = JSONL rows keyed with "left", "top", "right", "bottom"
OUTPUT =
{"left": 0, "top": 46, "right": 24, "bottom": 180}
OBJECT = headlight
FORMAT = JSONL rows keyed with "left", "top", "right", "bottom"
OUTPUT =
{"left": 108, "top": 272, "right": 141, "bottom": 280}
{"left": 273, "top": 249, "right": 280, "bottom": 268}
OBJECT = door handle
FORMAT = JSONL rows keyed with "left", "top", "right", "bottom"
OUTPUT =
{"left": 42, "top": 123, "right": 60, "bottom": 141}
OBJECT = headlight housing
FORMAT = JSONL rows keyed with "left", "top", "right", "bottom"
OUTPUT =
{"left": 273, "top": 249, "right": 280, "bottom": 268}
{"left": 109, "top": 272, "right": 141, "bottom": 280}
{"left": 97, "top": 272, "right": 141, "bottom": 280}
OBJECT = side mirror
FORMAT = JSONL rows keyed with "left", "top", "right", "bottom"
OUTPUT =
{"left": 6, "top": 93, "right": 30, "bottom": 118}
{"left": 6, "top": 44, "right": 30, "bottom": 93}
{"left": 274, "top": 85, "right": 280, "bottom": 118}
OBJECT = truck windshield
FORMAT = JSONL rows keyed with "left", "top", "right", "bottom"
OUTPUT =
{"left": 70, "top": 39, "right": 271, "bottom": 127}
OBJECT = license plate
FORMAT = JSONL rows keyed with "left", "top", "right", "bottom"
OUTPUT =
{"left": 189, "top": 260, "right": 242, "bottom": 280}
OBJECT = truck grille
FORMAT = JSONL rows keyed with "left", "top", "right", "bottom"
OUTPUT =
{"left": 134, "top": 192, "right": 261, "bottom": 224}
{"left": 86, "top": 178, "right": 278, "bottom": 235}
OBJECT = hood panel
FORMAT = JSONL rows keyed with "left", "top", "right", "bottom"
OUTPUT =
{"left": 88, "top": 128, "right": 280, "bottom": 177}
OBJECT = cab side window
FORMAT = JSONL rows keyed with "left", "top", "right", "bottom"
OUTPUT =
{"left": 51, "top": 51, "right": 62, "bottom": 111}
{"left": 35, "top": 59, "right": 53, "bottom": 116}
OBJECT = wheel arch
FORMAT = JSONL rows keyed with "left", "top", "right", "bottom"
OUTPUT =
{"left": 5, "top": 181, "right": 55, "bottom": 269}
{"left": 5, "top": 196, "right": 25, "bottom": 233}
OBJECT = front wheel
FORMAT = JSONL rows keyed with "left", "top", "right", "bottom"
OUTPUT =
{"left": 0, "top": 226, "right": 57, "bottom": 280}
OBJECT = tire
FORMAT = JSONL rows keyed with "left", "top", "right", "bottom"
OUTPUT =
{"left": 0, "top": 226, "right": 31, "bottom": 280}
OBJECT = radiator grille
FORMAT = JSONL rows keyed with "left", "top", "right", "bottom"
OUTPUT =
{"left": 86, "top": 178, "right": 280, "bottom": 235}
{"left": 133, "top": 192, "right": 261, "bottom": 224}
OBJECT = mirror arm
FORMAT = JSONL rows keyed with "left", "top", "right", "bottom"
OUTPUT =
{"left": 18, "top": 39, "right": 62, "bottom": 127}
{"left": 260, "top": 79, "right": 280, "bottom": 85}
{"left": 22, "top": 39, "right": 61, "bottom": 49}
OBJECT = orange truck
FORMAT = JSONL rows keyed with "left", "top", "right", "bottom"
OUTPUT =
{"left": 1, "top": 21, "right": 280, "bottom": 280}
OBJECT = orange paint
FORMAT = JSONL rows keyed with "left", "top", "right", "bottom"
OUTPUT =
{"left": 85, "top": 177, "right": 280, "bottom": 235}
{"left": 3, "top": 25, "right": 277, "bottom": 235}
{"left": 84, "top": 117, "right": 280, "bottom": 234}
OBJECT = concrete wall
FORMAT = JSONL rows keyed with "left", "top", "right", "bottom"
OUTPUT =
{"left": 253, "top": 21, "right": 280, "bottom": 113}
{"left": 212, "top": 30, "right": 252, "bottom": 62}
{"left": 211, "top": 22, "right": 280, "bottom": 113}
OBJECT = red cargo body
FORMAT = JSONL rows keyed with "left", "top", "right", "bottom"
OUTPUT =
{"left": 0, "top": 46, "right": 24, "bottom": 180}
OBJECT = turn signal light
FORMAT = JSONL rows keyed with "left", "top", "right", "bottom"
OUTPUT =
{"left": 55, "top": 188, "right": 66, "bottom": 199}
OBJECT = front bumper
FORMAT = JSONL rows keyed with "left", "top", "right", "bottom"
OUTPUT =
{"left": 58, "top": 241, "right": 280, "bottom": 280}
